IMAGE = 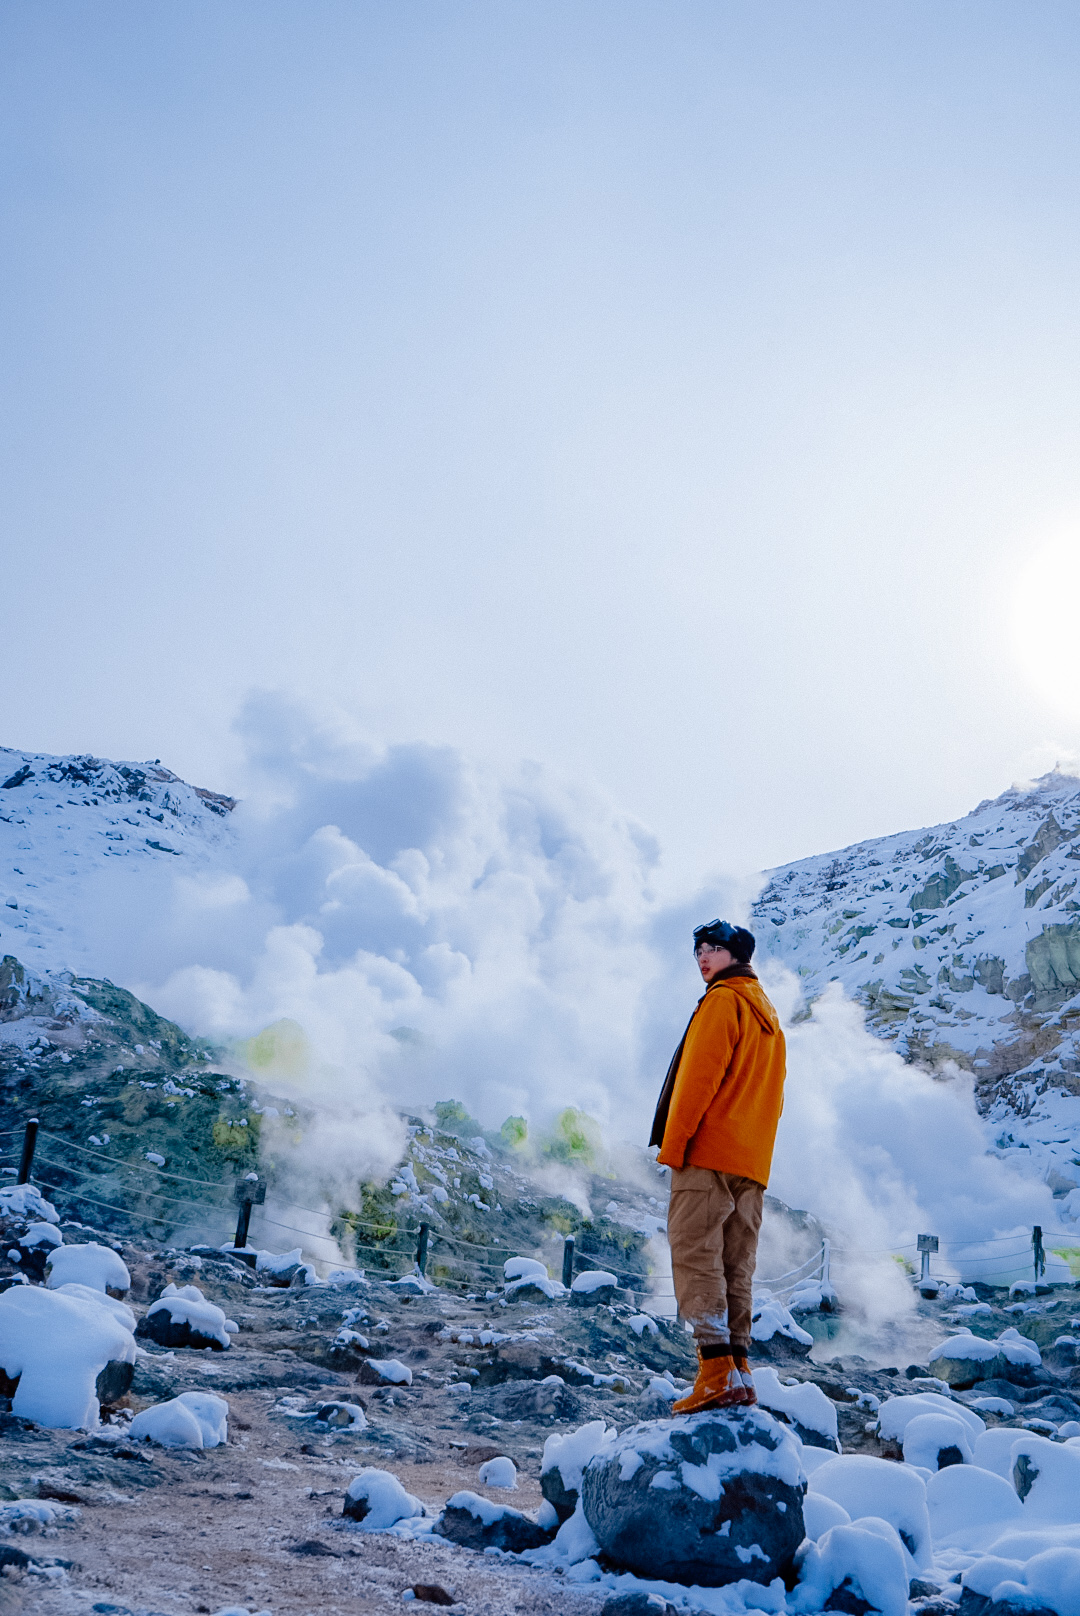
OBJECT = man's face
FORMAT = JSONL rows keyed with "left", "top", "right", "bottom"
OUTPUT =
{"left": 695, "top": 942, "right": 735, "bottom": 983}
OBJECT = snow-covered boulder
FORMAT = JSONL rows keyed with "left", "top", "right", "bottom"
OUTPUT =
{"left": 0, "top": 1184, "right": 58, "bottom": 1224}
{"left": 9, "top": 1220, "right": 62, "bottom": 1281}
{"left": 434, "top": 1491, "right": 553, "bottom": 1552}
{"left": 791, "top": 1518, "right": 910, "bottom": 1616}
{"left": 541, "top": 1421, "right": 617, "bottom": 1521}
{"left": 925, "top": 1463, "right": 1024, "bottom": 1548}
{"left": 749, "top": 1298, "right": 813, "bottom": 1356}
{"left": 343, "top": 1468, "right": 423, "bottom": 1529}
{"left": 130, "top": 1391, "right": 229, "bottom": 1448}
{"left": 959, "top": 1548, "right": 1080, "bottom": 1616}
{"left": 929, "top": 1328, "right": 1042, "bottom": 1389}
{"left": 136, "top": 1283, "right": 234, "bottom": 1350}
{"left": 46, "top": 1242, "right": 130, "bottom": 1297}
{"left": 503, "top": 1257, "right": 547, "bottom": 1283}
{"left": 504, "top": 1273, "right": 566, "bottom": 1303}
{"left": 902, "top": 1412, "right": 976, "bottom": 1470}
{"left": 0, "top": 1283, "right": 136, "bottom": 1427}
{"left": 803, "top": 1493, "right": 852, "bottom": 1541}
{"left": 580, "top": 1408, "right": 806, "bottom": 1586}
{"left": 1009, "top": 1433, "right": 1080, "bottom": 1522}
{"left": 570, "top": 1271, "right": 618, "bottom": 1307}
{"left": 357, "top": 1357, "right": 412, "bottom": 1386}
{"left": 752, "top": 1367, "right": 839, "bottom": 1450}
{"left": 314, "top": 1401, "right": 367, "bottom": 1430}
{"left": 478, "top": 1456, "right": 517, "bottom": 1489}
{"left": 255, "top": 1248, "right": 305, "bottom": 1286}
{"left": 808, "top": 1454, "right": 932, "bottom": 1571}
{"left": 877, "top": 1391, "right": 985, "bottom": 1447}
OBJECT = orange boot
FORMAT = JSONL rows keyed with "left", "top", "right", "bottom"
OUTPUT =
{"left": 672, "top": 1350, "right": 748, "bottom": 1414}
{"left": 732, "top": 1351, "right": 757, "bottom": 1405}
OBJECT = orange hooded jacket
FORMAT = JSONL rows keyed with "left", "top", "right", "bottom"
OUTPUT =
{"left": 653, "top": 971, "right": 786, "bottom": 1185}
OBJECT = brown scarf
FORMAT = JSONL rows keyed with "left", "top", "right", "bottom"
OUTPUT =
{"left": 648, "top": 963, "right": 757, "bottom": 1149}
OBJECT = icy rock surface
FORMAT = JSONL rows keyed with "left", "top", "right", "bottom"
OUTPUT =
{"left": 580, "top": 1408, "right": 806, "bottom": 1586}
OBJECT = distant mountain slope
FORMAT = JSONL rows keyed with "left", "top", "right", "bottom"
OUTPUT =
{"left": 0, "top": 746, "right": 235, "bottom": 976}
{"left": 754, "top": 768, "right": 1080, "bottom": 1114}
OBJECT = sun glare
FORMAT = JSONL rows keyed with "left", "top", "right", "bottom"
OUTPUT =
{"left": 1010, "top": 528, "right": 1080, "bottom": 716}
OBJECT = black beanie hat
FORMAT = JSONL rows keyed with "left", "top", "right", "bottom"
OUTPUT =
{"left": 693, "top": 919, "right": 756, "bottom": 963}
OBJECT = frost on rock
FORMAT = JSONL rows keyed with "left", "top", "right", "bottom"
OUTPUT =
{"left": 792, "top": 1518, "right": 910, "bottom": 1616}
{"left": 137, "top": 1282, "right": 234, "bottom": 1350}
{"left": 751, "top": 1367, "right": 839, "bottom": 1450}
{"left": 46, "top": 1241, "right": 130, "bottom": 1296}
{"left": 343, "top": 1468, "right": 424, "bottom": 1530}
{"left": 0, "top": 1283, "right": 136, "bottom": 1428}
{"left": 541, "top": 1420, "right": 618, "bottom": 1520}
{"left": 580, "top": 1408, "right": 806, "bottom": 1587}
{"left": 130, "top": 1391, "right": 229, "bottom": 1448}
{"left": 808, "top": 1453, "right": 932, "bottom": 1571}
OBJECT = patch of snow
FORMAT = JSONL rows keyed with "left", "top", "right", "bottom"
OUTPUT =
{"left": 503, "top": 1257, "right": 547, "bottom": 1282}
{"left": 571, "top": 1270, "right": 617, "bottom": 1294}
{"left": 362, "top": 1357, "right": 412, "bottom": 1385}
{"left": 808, "top": 1453, "right": 932, "bottom": 1571}
{"left": 130, "top": 1391, "right": 229, "bottom": 1448}
{"left": 752, "top": 1367, "right": 838, "bottom": 1445}
{"left": 345, "top": 1468, "right": 424, "bottom": 1530}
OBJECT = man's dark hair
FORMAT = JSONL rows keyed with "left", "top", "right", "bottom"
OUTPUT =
{"left": 693, "top": 919, "right": 755, "bottom": 963}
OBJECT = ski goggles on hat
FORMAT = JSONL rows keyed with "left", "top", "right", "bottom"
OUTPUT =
{"left": 693, "top": 920, "right": 737, "bottom": 953}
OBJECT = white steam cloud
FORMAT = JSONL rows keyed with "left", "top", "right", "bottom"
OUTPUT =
{"left": 74, "top": 694, "right": 1067, "bottom": 1264}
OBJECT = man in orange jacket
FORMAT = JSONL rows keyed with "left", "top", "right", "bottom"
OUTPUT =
{"left": 650, "top": 919, "right": 786, "bottom": 1413}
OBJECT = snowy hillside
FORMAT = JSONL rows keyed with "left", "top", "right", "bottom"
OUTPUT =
{"left": 754, "top": 768, "right": 1080, "bottom": 1210}
{"left": 0, "top": 746, "right": 235, "bottom": 977}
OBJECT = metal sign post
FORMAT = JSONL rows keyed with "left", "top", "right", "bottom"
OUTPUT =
{"left": 917, "top": 1233, "right": 939, "bottom": 1286}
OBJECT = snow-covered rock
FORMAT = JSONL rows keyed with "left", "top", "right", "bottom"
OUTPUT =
{"left": 0, "top": 1183, "right": 58, "bottom": 1224}
{"left": 750, "top": 1298, "right": 814, "bottom": 1352}
{"left": 478, "top": 1456, "right": 517, "bottom": 1489}
{"left": 792, "top": 1518, "right": 910, "bottom": 1616}
{"left": 1009, "top": 1433, "right": 1080, "bottom": 1522}
{"left": 137, "top": 1283, "right": 234, "bottom": 1350}
{"left": 901, "top": 1411, "right": 975, "bottom": 1469}
{"left": 503, "top": 1257, "right": 547, "bottom": 1282}
{"left": 808, "top": 1453, "right": 932, "bottom": 1571}
{"left": 0, "top": 1282, "right": 136, "bottom": 1427}
{"left": 254, "top": 1248, "right": 305, "bottom": 1286}
{"left": 130, "top": 1391, "right": 229, "bottom": 1448}
{"left": 930, "top": 1328, "right": 1042, "bottom": 1388}
{"left": 504, "top": 1274, "right": 566, "bottom": 1303}
{"left": 435, "top": 1491, "right": 552, "bottom": 1552}
{"left": 925, "top": 1463, "right": 1024, "bottom": 1548}
{"left": 541, "top": 1420, "right": 617, "bottom": 1521}
{"left": 357, "top": 1356, "right": 412, "bottom": 1386}
{"left": 751, "top": 1367, "right": 839, "bottom": 1450}
{"left": 877, "top": 1391, "right": 985, "bottom": 1444}
{"left": 570, "top": 1270, "right": 619, "bottom": 1306}
{"left": 45, "top": 1242, "right": 130, "bottom": 1297}
{"left": 580, "top": 1409, "right": 806, "bottom": 1586}
{"left": 342, "top": 1468, "right": 424, "bottom": 1529}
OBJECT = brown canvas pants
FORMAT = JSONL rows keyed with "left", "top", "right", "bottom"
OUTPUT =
{"left": 667, "top": 1166, "right": 764, "bottom": 1353}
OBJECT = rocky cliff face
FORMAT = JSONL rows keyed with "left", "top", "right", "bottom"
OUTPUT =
{"left": 753, "top": 768, "right": 1080, "bottom": 1207}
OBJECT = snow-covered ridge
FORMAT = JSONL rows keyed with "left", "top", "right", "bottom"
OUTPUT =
{"left": 754, "top": 768, "right": 1080, "bottom": 1206}
{"left": 0, "top": 745, "right": 235, "bottom": 977}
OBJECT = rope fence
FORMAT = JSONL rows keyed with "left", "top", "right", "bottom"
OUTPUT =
{"left": 3, "top": 1117, "right": 1076, "bottom": 1301}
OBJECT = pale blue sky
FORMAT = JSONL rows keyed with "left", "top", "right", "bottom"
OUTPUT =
{"left": 4, "top": 1, "right": 1080, "bottom": 886}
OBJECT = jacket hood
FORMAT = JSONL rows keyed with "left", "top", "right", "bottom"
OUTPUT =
{"left": 710, "top": 974, "right": 780, "bottom": 1036}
